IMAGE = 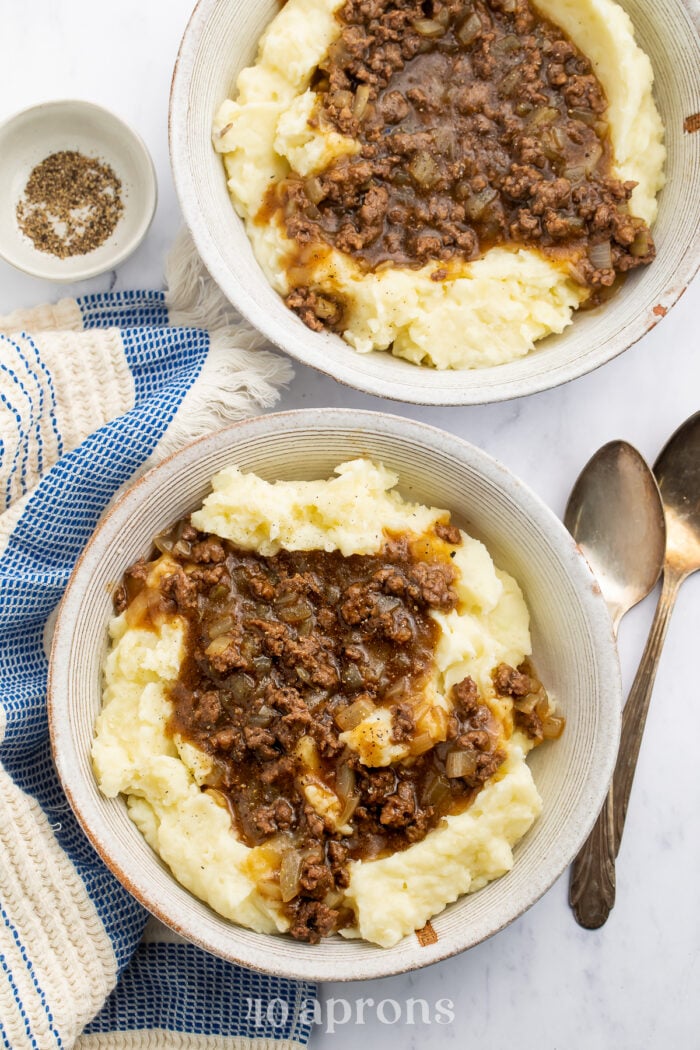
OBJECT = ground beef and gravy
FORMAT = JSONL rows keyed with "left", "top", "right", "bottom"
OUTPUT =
{"left": 93, "top": 460, "right": 563, "bottom": 947}
{"left": 214, "top": 0, "right": 665, "bottom": 368}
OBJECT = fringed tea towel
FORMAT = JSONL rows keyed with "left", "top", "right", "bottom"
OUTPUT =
{"left": 0, "top": 232, "right": 315, "bottom": 1050}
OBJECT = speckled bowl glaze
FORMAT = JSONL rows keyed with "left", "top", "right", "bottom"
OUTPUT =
{"left": 48, "top": 410, "right": 621, "bottom": 981}
{"left": 169, "top": 0, "right": 700, "bottom": 405}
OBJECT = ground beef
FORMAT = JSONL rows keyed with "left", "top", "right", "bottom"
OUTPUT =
{"left": 380, "top": 781, "right": 416, "bottom": 827}
{"left": 407, "top": 561, "right": 457, "bottom": 609}
{"left": 493, "top": 662, "right": 534, "bottom": 697}
{"left": 190, "top": 538, "right": 226, "bottom": 564}
{"left": 161, "top": 568, "right": 198, "bottom": 614}
{"left": 251, "top": 798, "right": 295, "bottom": 836}
{"left": 327, "top": 841, "right": 351, "bottom": 888}
{"left": 117, "top": 515, "right": 556, "bottom": 944}
{"left": 391, "top": 703, "right": 416, "bottom": 743}
{"left": 359, "top": 767, "right": 397, "bottom": 805}
{"left": 451, "top": 674, "right": 479, "bottom": 715}
{"left": 435, "top": 522, "right": 463, "bottom": 545}
{"left": 288, "top": 901, "right": 340, "bottom": 944}
{"left": 266, "top": 0, "right": 655, "bottom": 333}
{"left": 284, "top": 287, "right": 345, "bottom": 333}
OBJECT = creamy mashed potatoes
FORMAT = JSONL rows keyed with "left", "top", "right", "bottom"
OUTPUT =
{"left": 93, "top": 460, "right": 547, "bottom": 947}
{"left": 213, "top": 0, "right": 665, "bottom": 369}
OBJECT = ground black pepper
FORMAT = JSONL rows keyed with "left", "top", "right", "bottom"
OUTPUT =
{"left": 16, "top": 151, "right": 124, "bottom": 258}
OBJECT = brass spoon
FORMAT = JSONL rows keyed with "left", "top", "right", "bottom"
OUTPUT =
{"left": 570, "top": 414, "right": 700, "bottom": 927}
{"left": 565, "top": 441, "right": 666, "bottom": 928}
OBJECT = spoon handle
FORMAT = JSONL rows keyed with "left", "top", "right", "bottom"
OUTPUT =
{"left": 612, "top": 567, "right": 682, "bottom": 853}
{"left": 569, "top": 567, "right": 682, "bottom": 928}
{"left": 569, "top": 787, "right": 616, "bottom": 928}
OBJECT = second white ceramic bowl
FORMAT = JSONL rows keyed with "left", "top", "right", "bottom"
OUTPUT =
{"left": 49, "top": 410, "right": 621, "bottom": 982}
{"left": 170, "top": 0, "right": 700, "bottom": 405}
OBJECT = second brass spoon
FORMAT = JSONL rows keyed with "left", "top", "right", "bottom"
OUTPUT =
{"left": 565, "top": 440, "right": 666, "bottom": 928}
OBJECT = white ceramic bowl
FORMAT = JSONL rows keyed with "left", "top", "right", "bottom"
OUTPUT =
{"left": 170, "top": 0, "right": 700, "bottom": 406}
{"left": 49, "top": 410, "right": 621, "bottom": 982}
{"left": 0, "top": 100, "right": 157, "bottom": 282}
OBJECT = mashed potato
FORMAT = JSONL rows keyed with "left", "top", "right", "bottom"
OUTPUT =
{"left": 93, "top": 459, "right": 547, "bottom": 948}
{"left": 213, "top": 0, "right": 665, "bottom": 369}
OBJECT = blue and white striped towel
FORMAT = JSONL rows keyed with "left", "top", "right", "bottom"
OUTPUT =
{"left": 0, "top": 234, "right": 317, "bottom": 1049}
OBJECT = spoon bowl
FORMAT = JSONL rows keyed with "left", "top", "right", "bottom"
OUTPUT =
{"left": 655, "top": 411, "right": 700, "bottom": 577}
{"left": 564, "top": 441, "right": 666, "bottom": 633}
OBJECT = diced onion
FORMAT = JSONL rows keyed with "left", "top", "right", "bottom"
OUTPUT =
{"left": 205, "top": 633, "right": 234, "bottom": 658}
{"left": 153, "top": 533, "right": 175, "bottom": 554}
{"left": 304, "top": 176, "right": 325, "bottom": 205}
{"left": 413, "top": 18, "right": 445, "bottom": 36}
{"left": 298, "top": 617, "right": 315, "bottom": 637}
{"left": 498, "top": 66, "right": 522, "bottom": 97}
{"left": 542, "top": 714, "right": 566, "bottom": 740}
{"left": 258, "top": 880, "right": 283, "bottom": 902}
{"left": 410, "top": 732, "right": 435, "bottom": 756}
{"left": 341, "top": 663, "right": 365, "bottom": 691}
{"left": 563, "top": 165, "right": 586, "bottom": 183}
{"left": 335, "top": 696, "right": 375, "bottom": 731}
{"left": 463, "top": 187, "right": 498, "bottom": 221}
{"left": 279, "top": 850, "right": 303, "bottom": 903}
{"left": 527, "top": 105, "right": 559, "bottom": 127}
{"left": 446, "top": 749, "right": 479, "bottom": 779}
{"left": 375, "top": 594, "right": 402, "bottom": 614}
{"left": 249, "top": 704, "right": 276, "bottom": 727}
{"left": 494, "top": 33, "right": 520, "bottom": 52}
{"left": 278, "top": 600, "right": 313, "bottom": 623}
{"left": 456, "top": 12, "right": 481, "bottom": 46}
{"left": 207, "top": 614, "right": 235, "bottom": 640}
{"left": 631, "top": 230, "right": 653, "bottom": 257}
{"left": 229, "top": 674, "right": 255, "bottom": 702}
{"left": 314, "top": 297, "right": 340, "bottom": 321}
{"left": 514, "top": 692, "right": 539, "bottom": 714}
{"left": 296, "top": 734, "right": 320, "bottom": 772}
{"left": 409, "top": 151, "right": 440, "bottom": 188}
{"left": 583, "top": 141, "right": 603, "bottom": 174}
{"left": 422, "top": 772, "right": 451, "bottom": 807}
{"left": 384, "top": 678, "right": 409, "bottom": 702}
{"left": 337, "top": 794, "right": 360, "bottom": 827}
{"left": 336, "top": 764, "right": 356, "bottom": 801}
{"left": 568, "top": 107, "right": 598, "bottom": 127}
{"left": 124, "top": 586, "right": 162, "bottom": 628}
{"left": 275, "top": 589, "right": 300, "bottom": 607}
{"left": 589, "top": 240, "right": 613, "bottom": 271}
{"left": 353, "top": 84, "right": 371, "bottom": 120}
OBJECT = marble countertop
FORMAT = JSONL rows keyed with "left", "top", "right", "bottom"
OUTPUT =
{"left": 1, "top": 3, "right": 698, "bottom": 1047}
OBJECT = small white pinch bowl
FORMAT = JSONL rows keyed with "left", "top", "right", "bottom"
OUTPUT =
{"left": 49, "top": 410, "right": 621, "bottom": 982}
{"left": 170, "top": 0, "right": 700, "bottom": 405}
{"left": 0, "top": 100, "right": 157, "bottom": 282}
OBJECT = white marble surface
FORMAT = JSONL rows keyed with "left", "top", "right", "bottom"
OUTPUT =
{"left": 1, "top": 2, "right": 699, "bottom": 1047}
